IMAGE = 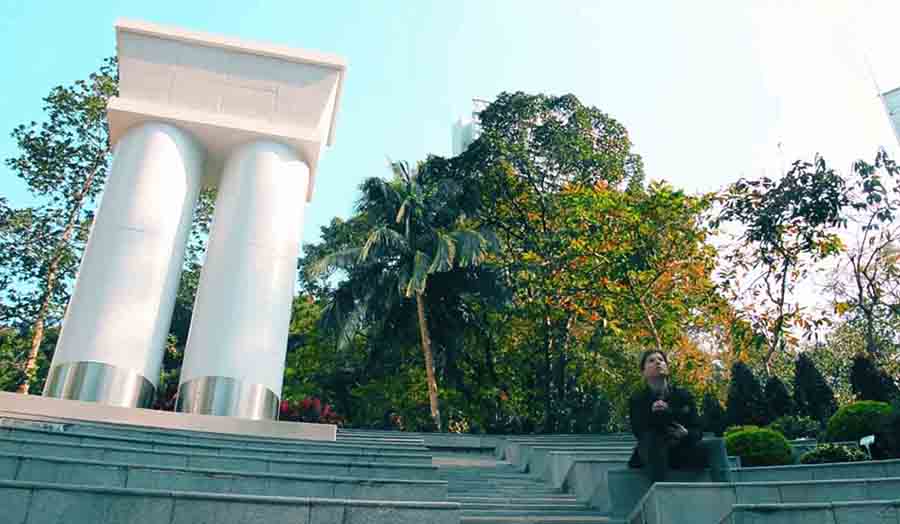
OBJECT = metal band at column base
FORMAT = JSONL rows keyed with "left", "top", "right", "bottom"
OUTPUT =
{"left": 175, "top": 376, "right": 279, "bottom": 420}
{"left": 42, "top": 361, "right": 156, "bottom": 408}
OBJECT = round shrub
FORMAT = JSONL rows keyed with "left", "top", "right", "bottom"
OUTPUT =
{"left": 725, "top": 428, "right": 793, "bottom": 467}
{"left": 767, "top": 415, "right": 820, "bottom": 440}
{"left": 824, "top": 401, "right": 892, "bottom": 443}
{"left": 799, "top": 443, "right": 867, "bottom": 464}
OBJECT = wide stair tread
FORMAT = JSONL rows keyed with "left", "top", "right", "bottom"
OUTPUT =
{"left": 439, "top": 452, "right": 608, "bottom": 524}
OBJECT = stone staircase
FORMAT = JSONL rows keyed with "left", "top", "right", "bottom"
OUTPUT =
{"left": 435, "top": 453, "right": 610, "bottom": 523}
{"left": 3, "top": 395, "right": 899, "bottom": 523}
{"left": 0, "top": 398, "right": 458, "bottom": 524}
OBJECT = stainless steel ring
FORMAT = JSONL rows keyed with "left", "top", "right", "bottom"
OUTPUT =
{"left": 175, "top": 376, "right": 279, "bottom": 420}
{"left": 42, "top": 361, "right": 156, "bottom": 408}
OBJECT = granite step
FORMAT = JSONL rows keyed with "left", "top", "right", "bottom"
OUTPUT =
{"left": 0, "top": 479, "right": 460, "bottom": 524}
{"left": 721, "top": 500, "right": 900, "bottom": 524}
{"left": 0, "top": 436, "right": 439, "bottom": 479}
{"left": 439, "top": 452, "right": 609, "bottom": 524}
{"left": 0, "top": 451, "right": 448, "bottom": 501}
{"left": 0, "top": 418, "right": 429, "bottom": 455}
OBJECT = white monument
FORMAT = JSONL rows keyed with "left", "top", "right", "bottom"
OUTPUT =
{"left": 42, "top": 19, "right": 346, "bottom": 421}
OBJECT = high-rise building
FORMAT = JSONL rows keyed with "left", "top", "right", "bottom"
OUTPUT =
{"left": 881, "top": 86, "right": 900, "bottom": 145}
{"left": 452, "top": 98, "right": 490, "bottom": 155}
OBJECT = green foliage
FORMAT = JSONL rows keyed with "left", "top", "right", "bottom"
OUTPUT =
{"left": 726, "top": 361, "right": 768, "bottom": 427}
{"left": 764, "top": 376, "right": 793, "bottom": 421}
{"left": 724, "top": 425, "right": 760, "bottom": 437}
{"left": 873, "top": 401, "right": 900, "bottom": 459}
{"left": 799, "top": 443, "right": 867, "bottom": 464}
{"left": 725, "top": 427, "right": 793, "bottom": 467}
{"left": 850, "top": 353, "right": 899, "bottom": 403}
{"left": 767, "top": 415, "right": 820, "bottom": 440}
{"left": 794, "top": 352, "right": 838, "bottom": 424}
{"left": 825, "top": 401, "right": 892, "bottom": 443}
{"left": 717, "top": 156, "right": 848, "bottom": 371}
{"left": 701, "top": 392, "right": 727, "bottom": 436}
{"left": 0, "top": 57, "right": 118, "bottom": 390}
{"left": 307, "top": 160, "right": 498, "bottom": 431}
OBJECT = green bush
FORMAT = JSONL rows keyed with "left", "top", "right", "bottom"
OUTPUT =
{"left": 724, "top": 425, "right": 759, "bottom": 437}
{"left": 725, "top": 428, "right": 793, "bottom": 467}
{"left": 767, "top": 415, "right": 820, "bottom": 440}
{"left": 799, "top": 443, "right": 867, "bottom": 464}
{"left": 873, "top": 401, "right": 900, "bottom": 459}
{"left": 824, "top": 401, "right": 892, "bottom": 443}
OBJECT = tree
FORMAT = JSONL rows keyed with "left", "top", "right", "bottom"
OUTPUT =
{"left": 456, "top": 92, "right": 648, "bottom": 431}
{"left": 827, "top": 150, "right": 900, "bottom": 357}
{"left": 0, "top": 58, "right": 117, "bottom": 392}
{"left": 726, "top": 361, "right": 768, "bottom": 427}
{"left": 850, "top": 353, "right": 899, "bottom": 403}
{"left": 309, "top": 161, "right": 496, "bottom": 431}
{"left": 764, "top": 376, "right": 794, "bottom": 421}
{"left": 794, "top": 352, "right": 838, "bottom": 424}
{"left": 701, "top": 392, "right": 727, "bottom": 436}
{"left": 717, "top": 156, "right": 848, "bottom": 374}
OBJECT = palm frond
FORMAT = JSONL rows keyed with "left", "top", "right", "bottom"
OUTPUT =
{"left": 391, "top": 160, "right": 413, "bottom": 184}
{"left": 396, "top": 198, "right": 411, "bottom": 225}
{"left": 396, "top": 264, "right": 412, "bottom": 298}
{"left": 429, "top": 233, "right": 457, "bottom": 273}
{"left": 357, "top": 177, "right": 401, "bottom": 217}
{"left": 306, "top": 247, "right": 362, "bottom": 279}
{"left": 360, "top": 226, "right": 407, "bottom": 263}
{"left": 405, "top": 250, "right": 432, "bottom": 297}
{"left": 451, "top": 229, "right": 493, "bottom": 267}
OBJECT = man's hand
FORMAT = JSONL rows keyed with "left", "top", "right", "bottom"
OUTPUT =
{"left": 668, "top": 422, "right": 688, "bottom": 440}
{"left": 651, "top": 400, "right": 669, "bottom": 413}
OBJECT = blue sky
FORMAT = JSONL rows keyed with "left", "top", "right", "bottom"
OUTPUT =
{"left": 2, "top": 1, "right": 899, "bottom": 247}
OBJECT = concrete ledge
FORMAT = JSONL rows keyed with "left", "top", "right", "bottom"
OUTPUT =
{"left": 0, "top": 436, "right": 439, "bottom": 480}
{"left": 722, "top": 500, "right": 900, "bottom": 524}
{"left": 564, "top": 458, "right": 630, "bottom": 512}
{"left": 498, "top": 435, "right": 635, "bottom": 462}
{"left": 629, "top": 477, "right": 900, "bottom": 524}
{"left": 538, "top": 448, "right": 631, "bottom": 485}
{"left": 0, "top": 392, "right": 335, "bottom": 441}
{"left": 734, "top": 458, "right": 900, "bottom": 483}
{"left": 0, "top": 422, "right": 430, "bottom": 460}
{"left": 0, "top": 451, "right": 448, "bottom": 501}
{"left": 548, "top": 452, "right": 630, "bottom": 490}
{"left": 0, "top": 479, "right": 460, "bottom": 524}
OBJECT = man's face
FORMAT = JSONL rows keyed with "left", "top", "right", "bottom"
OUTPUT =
{"left": 642, "top": 352, "right": 668, "bottom": 380}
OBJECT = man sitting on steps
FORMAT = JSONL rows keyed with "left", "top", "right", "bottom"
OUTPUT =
{"left": 627, "top": 349, "right": 707, "bottom": 482}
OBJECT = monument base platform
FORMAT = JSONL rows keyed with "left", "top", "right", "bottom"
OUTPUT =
{"left": 0, "top": 392, "right": 335, "bottom": 441}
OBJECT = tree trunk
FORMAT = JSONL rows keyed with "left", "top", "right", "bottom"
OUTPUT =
{"left": 415, "top": 291, "right": 442, "bottom": 432}
{"left": 17, "top": 161, "right": 101, "bottom": 393}
{"left": 542, "top": 315, "right": 554, "bottom": 433}
{"left": 17, "top": 229, "right": 70, "bottom": 393}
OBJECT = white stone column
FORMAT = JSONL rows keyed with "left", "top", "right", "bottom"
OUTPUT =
{"left": 44, "top": 122, "right": 205, "bottom": 408}
{"left": 176, "top": 140, "right": 308, "bottom": 419}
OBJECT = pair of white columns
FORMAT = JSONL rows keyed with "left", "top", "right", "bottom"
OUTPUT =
{"left": 43, "top": 121, "right": 309, "bottom": 420}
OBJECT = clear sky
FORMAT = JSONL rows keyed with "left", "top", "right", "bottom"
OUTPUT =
{"left": 1, "top": 1, "right": 899, "bottom": 247}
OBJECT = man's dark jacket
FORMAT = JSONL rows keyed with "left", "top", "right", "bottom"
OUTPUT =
{"left": 628, "top": 383, "right": 702, "bottom": 467}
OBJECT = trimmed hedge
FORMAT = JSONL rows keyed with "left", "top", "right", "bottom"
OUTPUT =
{"left": 767, "top": 415, "right": 820, "bottom": 440}
{"left": 799, "top": 443, "right": 867, "bottom": 464}
{"left": 824, "top": 401, "right": 892, "bottom": 443}
{"left": 725, "top": 427, "right": 793, "bottom": 467}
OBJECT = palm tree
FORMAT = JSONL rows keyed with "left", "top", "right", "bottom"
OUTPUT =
{"left": 309, "top": 161, "right": 495, "bottom": 431}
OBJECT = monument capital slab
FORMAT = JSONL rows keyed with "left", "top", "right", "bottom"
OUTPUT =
{"left": 108, "top": 18, "right": 346, "bottom": 201}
